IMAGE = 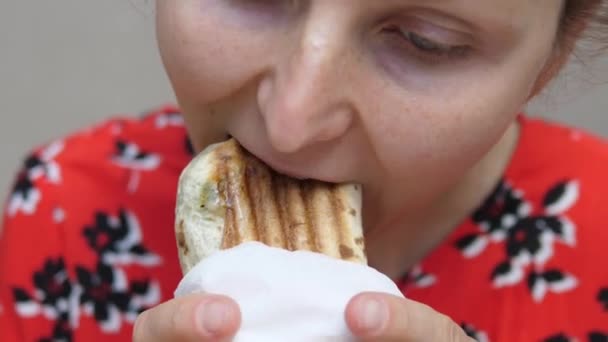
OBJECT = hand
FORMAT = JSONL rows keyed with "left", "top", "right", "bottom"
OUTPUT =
{"left": 345, "top": 292, "right": 475, "bottom": 341}
{"left": 133, "top": 293, "right": 241, "bottom": 342}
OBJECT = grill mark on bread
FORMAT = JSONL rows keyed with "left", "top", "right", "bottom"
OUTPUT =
{"left": 268, "top": 171, "right": 284, "bottom": 248}
{"left": 296, "top": 180, "right": 315, "bottom": 252}
{"left": 262, "top": 160, "right": 285, "bottom": 248}
{"left": 329, "top": 186, "right": 350, "bottom": 261}
{"left": 244, "top": 163, "right": 264, "bottom": 245}
{"left": 277, "top": 176, "right": 292, "bottom": 250}
{"left": 295, "top": 183, "right": 312, "bottom": 251}
{"left": 271, "top": 173, "right": 292, "bottom": 250}
{"left": 218, "top": 171, "right": 237, "bottom": 249}
{"left": 237, "top": 150, "right": 260, "bottom": 243}
{"left": 272, "top": 175, "right": 288, "bottom": 248}
{"left": 339, "top": 244, "right": 354, "bottom": 259}
{"left": 244, "top": 154, "right": 291, "bottom": 249}
{"left": 301, "top": 183, "right": 322, "bottom": 253}
{"left": 283, "top": 178, "right": 312, "bottom": 251}
{"left": 217, "top": 150, "right": 245, "bottom": 249}
{"left": 176, "top": 220, "right": 188, "bottom": 256}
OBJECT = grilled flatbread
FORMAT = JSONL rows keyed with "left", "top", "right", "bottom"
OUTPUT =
{"left": 175, "top": 139, "right": 366, "bottom": 274}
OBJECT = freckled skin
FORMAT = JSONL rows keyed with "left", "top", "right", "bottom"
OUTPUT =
{"left": 156, "top": 0, "right": 564, "bottom": 275}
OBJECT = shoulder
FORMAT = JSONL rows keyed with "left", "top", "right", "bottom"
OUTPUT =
{"left": 512, "top": 114, "right": 608, "bottom": 219}
{"left": 4, "top": 104, "right": 192, "bottom": 221}
{"left": 507, "top": 115, "right": 608, "bottom": 285}
{"left": 515, "top": 115, "right": 608, "bottom": 172}
{"left": 509, "top": 115, "right": 608, "bottom": 203}
{"left": 0, "top": 105, "right": 189, "bottom": 339}
{"left": 416, "top": 116, "right": 608, "bottom": 340}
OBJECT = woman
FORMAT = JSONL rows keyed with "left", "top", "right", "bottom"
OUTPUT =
{"left": 1, "top": 1, "right": 607, "bottom": 341}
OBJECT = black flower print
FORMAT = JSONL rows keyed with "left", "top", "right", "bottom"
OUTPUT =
{"left": 473, "top": 181, "right": 531, "bottom": 235}
{"left": 76, "top": 263, "right": 130, "bottom": 333}
{"left": 111, "top": 140, "right": 162, "bottom": 193}
{"left": 490, "top": 259, "right": 525, "bottom": 289}
{"left": 509, "top": 216, "right": 575, "bottom": 264}
{"left": 598, "top": 288, "right": 608, "bottom": 311}
{"left": 527, "top": 270, "right": 577, "bottom": 303}
{"left": 83, "top": 209, "right": 161, "bottom": 266}
{"left": 12, "top": 258, "right": 77, "bottom": 341}
{"left": 23, "top": 141, "right": 64, "bottom": 184}
{"left": 403, "top": 265, "right": 437, "bottom": 289}
{"left": 546, "top": 332, "right": 608, "bottom": 342}
{"left": 12, "top": 288, "right": 39, "bottom": 317}
{"left": 13, "top": 258, "right": 73, "bottom": 320}
{"left": 456, "top": 181, "right": 531, "bottom": 258}
{"left": 38, "top": 313, "right": 72, "bottom": 342}
{"left": 460, "top": 323, "right": 490, "bottom": 342}
{"left": 7, "top": 175, "right": 41, "bottom": 217}
{"left": 111, "top": 140, "right": 161, "bottom": 171}
{"left": 123, "top": 280, "right": 162, "bottom": 323}
{"left": 492, "top": 215, "right": 576, "bottom": 292}
{"left": 589, "top": 332, "right": 608, "bottom": 342}
{"left": 544, "top": 333, "right": 572, "bottom": 342}
{"left": 543, "top": 181, "right": 580, "bottom": 216}
{"left": 455, "top": 180, "right": 580, "bottom": 301}
{"left": 155, "top": 111, "right": 184, "bottom": 129}
{"left": 76, "top": 262, "right": 160, "bottom": 332}
{"left": 504, "top": 217, "right": 546, "bottom": 264}
{"left": 9, "top": 210, "right": 163, "bottom": 338}
{"left": 6, "top": 141, "right": 64, "bottom": 217}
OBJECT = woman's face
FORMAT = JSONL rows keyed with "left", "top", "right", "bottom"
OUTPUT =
{"left": 156, "top": 0, "right": 563, "bottom": 225}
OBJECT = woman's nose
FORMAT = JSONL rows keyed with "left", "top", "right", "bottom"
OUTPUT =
{"left": 257, "top": 7, "right": 356, "bottom": 154}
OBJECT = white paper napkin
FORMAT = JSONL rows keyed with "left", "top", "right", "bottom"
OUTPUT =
{"left": 174, "top": 242, "right": 404, "bottom": 341}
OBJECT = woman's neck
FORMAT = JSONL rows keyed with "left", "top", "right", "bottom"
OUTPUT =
{"left": 364, "top": 121, "right": 521, "bottom": 280}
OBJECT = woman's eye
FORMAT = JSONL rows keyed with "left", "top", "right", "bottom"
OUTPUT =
{"left": 385, "top": 26, "right": 470, "bottom": 60}
{"left": 405, "top": 31, "right": 452, "bottom": 54}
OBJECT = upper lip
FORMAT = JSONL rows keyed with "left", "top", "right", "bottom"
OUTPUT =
{"left": 237, "top": 141, "right": 337, "bottom": 182}
{"left": 248, "top": 150, "right": 312, "bottom": 180}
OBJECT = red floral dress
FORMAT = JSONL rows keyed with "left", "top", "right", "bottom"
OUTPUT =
{"left": 1, "top": 105, "right": 607, "bottom": 342}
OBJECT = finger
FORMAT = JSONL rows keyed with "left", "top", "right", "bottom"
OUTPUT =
{"left": 345, "top": 292, "right": 474, "bottom": 342}
{"left": 133, "top": 293, "right": 241, "bottom": 342}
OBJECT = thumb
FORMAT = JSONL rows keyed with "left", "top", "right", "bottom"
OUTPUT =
{"left": 346, "top": 293, "right": 474, "bottom": 342}
{"left": 133, "top": 293, "right": 241, "bottom": 342}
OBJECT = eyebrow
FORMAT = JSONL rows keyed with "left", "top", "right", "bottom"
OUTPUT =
{"left": 403, "top": 0, "right": 534, "bottom": 45}
{"left": 390, "top": 0, "right": 538, "bottom": 32}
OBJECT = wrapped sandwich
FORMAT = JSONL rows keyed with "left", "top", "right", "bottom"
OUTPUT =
{"left": 174, "top": 138, "right": 367, "bottom": 274}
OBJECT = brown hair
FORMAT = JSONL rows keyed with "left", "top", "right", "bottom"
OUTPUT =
{"left": 530, "top": 1, "right": 606, "bottom": 96}
{"left": 561, "top": 0, "right": 607, "bottom": 55}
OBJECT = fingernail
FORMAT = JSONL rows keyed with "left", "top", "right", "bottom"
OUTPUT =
{"left": 354, "top": 297, "right": 387, "bottom": 333}
{"left": 197, "top": 299, "right": 231, "bottom": 335}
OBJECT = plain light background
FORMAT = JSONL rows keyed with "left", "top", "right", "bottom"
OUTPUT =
{"left": 1, "top": 0, "right": 607, "bottom": 199}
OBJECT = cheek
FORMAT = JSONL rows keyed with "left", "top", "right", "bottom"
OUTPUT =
{"left": 363, "top": 37, "right": 547, "bottom": 181}
{"left": 365, "top": 81, "right": 526, "bottom": 182}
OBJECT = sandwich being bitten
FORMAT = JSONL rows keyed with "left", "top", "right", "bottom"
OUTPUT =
{"left": 175, "top": 139, "right": 366, "bottom": 275}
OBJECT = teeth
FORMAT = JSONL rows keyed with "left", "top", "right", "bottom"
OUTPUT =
{"left": 175, "top": 139, "right": 367, "bottom": 275}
